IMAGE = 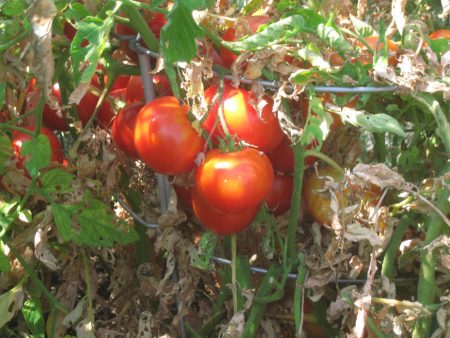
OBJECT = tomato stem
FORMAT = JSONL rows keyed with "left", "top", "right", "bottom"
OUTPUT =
{"left": 304, "top": 150, "right": 345, "bottom": 176}
{"left": 81, "top": 250, "right": 96, "bottom": 331}
{"left": 294, "top": 253, "right": 307, "bottom": 335}
{"left": 9, "top": 246, "right": 69, "bottom": 314}
{"left": 231, "top": 233, "right": 238, "bottom": 315}
{"left": 412, "top": 185, "right": 450, "bottom": 338}
{"left": 381, "top": 215, "right": 410, "bottom": 280}
{"left": 286, "top": 142, "right": 305, "bottom": 259}
{"left": 121, "top": 5, "right": 159, "bottom": 52}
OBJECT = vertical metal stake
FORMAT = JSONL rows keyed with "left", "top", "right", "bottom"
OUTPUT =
{"left": 137, "top": 52, "right": 187, "bottom": 338}
{"left": 137, "top": 53, "right": 171, "bottom": 213}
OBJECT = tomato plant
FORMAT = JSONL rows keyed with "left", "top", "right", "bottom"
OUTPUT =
{"left": 12, "top": 126, "right": 64, "bottom": 169}
{"left": 111, "top": 102, "right": 144, "bottom": 158}
{"left": 194, "top": 148, "right": 273, "bottom": 213}
{"left": 302, "top": 166, "right": 347, "bottom": 225}
{"left": 134, "top": 96, "right": 205, "bottom": 175}
{"left": 191, "top": 188, "right": 259, "bottom": 235}
{"left": 265, "top": 173, "right": 293, "bottom": 216}
{"left": 203, "top": 84, "right": 284, "bottom": 153}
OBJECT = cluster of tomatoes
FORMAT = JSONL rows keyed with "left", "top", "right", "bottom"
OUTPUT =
{"left": 7, "top": 10, "right": 450, "bottom": 236}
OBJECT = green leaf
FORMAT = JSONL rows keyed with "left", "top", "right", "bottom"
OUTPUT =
{"left": 22, "top": 298, "right": 45, "bottom": 338}
{"left": 397, "top": 147, "right": 425, "bottom": 181}
{"left": 373, "top": 23, "right": 388, "bottom": 67}
{"left": 190, "top": 231, "right": 217, "bottom": 271}
{"left": 298, "top": 43, "right": 330, "bottom": 71}
{"left": 20, "top": 135, "right": 51, "bottom": 178}
{"left": 222, "top": 10, "right": 326, "bottom": 52}
{"left": 0, "top": 0, "right": 27, "bottom": 17}
{"left": 0, "top": 81, "right": 5, "bottom": 107}
{"left": 0, "top": 285, "right": 23, "bottom": 328}
{"left": 0, "top": 241, "right": 9, "bottom": 272}
{"left": 0, "top": 196, "right": 20, "bottom": 235}
{"left": 70, "top": 16, "right": 113, "bottom": 86}
{"left": 160, "top": 1, "right": 204, "bottom": 64}
{"left": 0, "top": 132, "right": 13, "bottom": 175}
{"left": 349, "top": 14, "right": 374, "bottom": 37}
{"left": 345, "top": 112, "right": 406, "bottom": 137}
{"left": 52, "top": 193, "right": 139, "bottom": 247}
{"left": 40, "top": 169, "right": 74, "bottom": 193}
{"left": 317, "top": 16, "right": 353, "bottom": 53}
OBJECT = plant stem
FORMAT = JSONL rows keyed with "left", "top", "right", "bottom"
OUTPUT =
{"left": 9, "top": 246, "right": 68, "bottom": 314}
{"left": 304, "top": 150, "right": 345, "bottom": 175}
{"left": 231, "top": 234, "right": 238, "bottom": 315}
{"left": 381, "top": 215, "right": 410, "bottom": 280}
{"left": 287, "top": 142, "right": 305, "bottom": 259}
{"left": 294, "top": 253, "right": 308, "bottom": 335}
{"left": 241, "top": 266, "right": 281, "bottom": 338}
{"left": 121, "top": 5, "right": 159, "bottom": 52}
{"left": 412, "top": 186, "right": 450, "bottom": 338}
{"left": 81, "top": 250, "right": 95, "bottom": 332}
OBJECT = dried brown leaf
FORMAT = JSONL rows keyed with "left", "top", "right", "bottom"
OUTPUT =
{"left": 344, "top": 223, "right": 383, "bottom": 247}
{"left": 352, "top": 163, "right": 405, "bottom": 190}
{"left": 26, "top": 0, "right": 57, "bottom": 102}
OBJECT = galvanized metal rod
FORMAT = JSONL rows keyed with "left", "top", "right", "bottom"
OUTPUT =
{"left": 136, "top": 51, "right": 186, "bottom": 338}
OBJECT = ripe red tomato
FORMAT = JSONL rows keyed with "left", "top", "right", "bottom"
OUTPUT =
{"left": 42, "top": 83, "right": 69, "bottom": 131}
{"left": 267, "top": 136, "right": 319, "bottom": 173}
{"left": 203, "top": 84, "right": 284, "bottom": 153}
{"left": 219, "top": 27, "right": 238, "bottom": 69}
{"left": 63, "top": 21, "right": 89, "bottom": 47}
{"left": 126, "top": 74, "right": 172, "bottom": 104}
{"left": 265, "top": 173, "right": 293, "bottom": 216}
{"left": 134, "top": 96, "right": 205, "bottom": 175}
{"left": 302, "top": 166, "right": 347, "bottom": 225}
{"left": 195, "top": 148, "right": 273, "bottom": 213}
{"left": 106, "top": 74, "right": 130, "bottom": 91}
{"left": 355, "top": 36, "right": 399, "bottom": 66}
{"left": 98, "top": 88, "right": 127, "bottom": 129}
{"left": 429, "top": 29, "right": 450, "bottom": 40}
{"left": 173, "top": 183, "right": 193, "bottom": 210}
{"left": 267, "top": 136, "right": 295, "bottom": 173}
{"left": 111, "top": 102, "right": 144, "bottom": 158}
{"left": 192, "top": 189, "right": 259, "bottom": 235}
{"left": 77, "top": 90, "right": 99, "bottom": 126}
{"left": 12, "top": 126, "right": 64, "bottom": 170}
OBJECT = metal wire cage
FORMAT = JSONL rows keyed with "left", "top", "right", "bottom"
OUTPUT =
{"left": 110, "top": 30, "right": 398, "bottom": 337}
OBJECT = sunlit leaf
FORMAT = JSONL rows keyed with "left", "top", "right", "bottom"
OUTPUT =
{"left": 22, "top": 298, "right": 45, "bottom": 338}
{"left": 52, "top": 192, "right": 139, "bottom": 247}
{"left": 20, "top": 135, "right": 51, "bottom": 178}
